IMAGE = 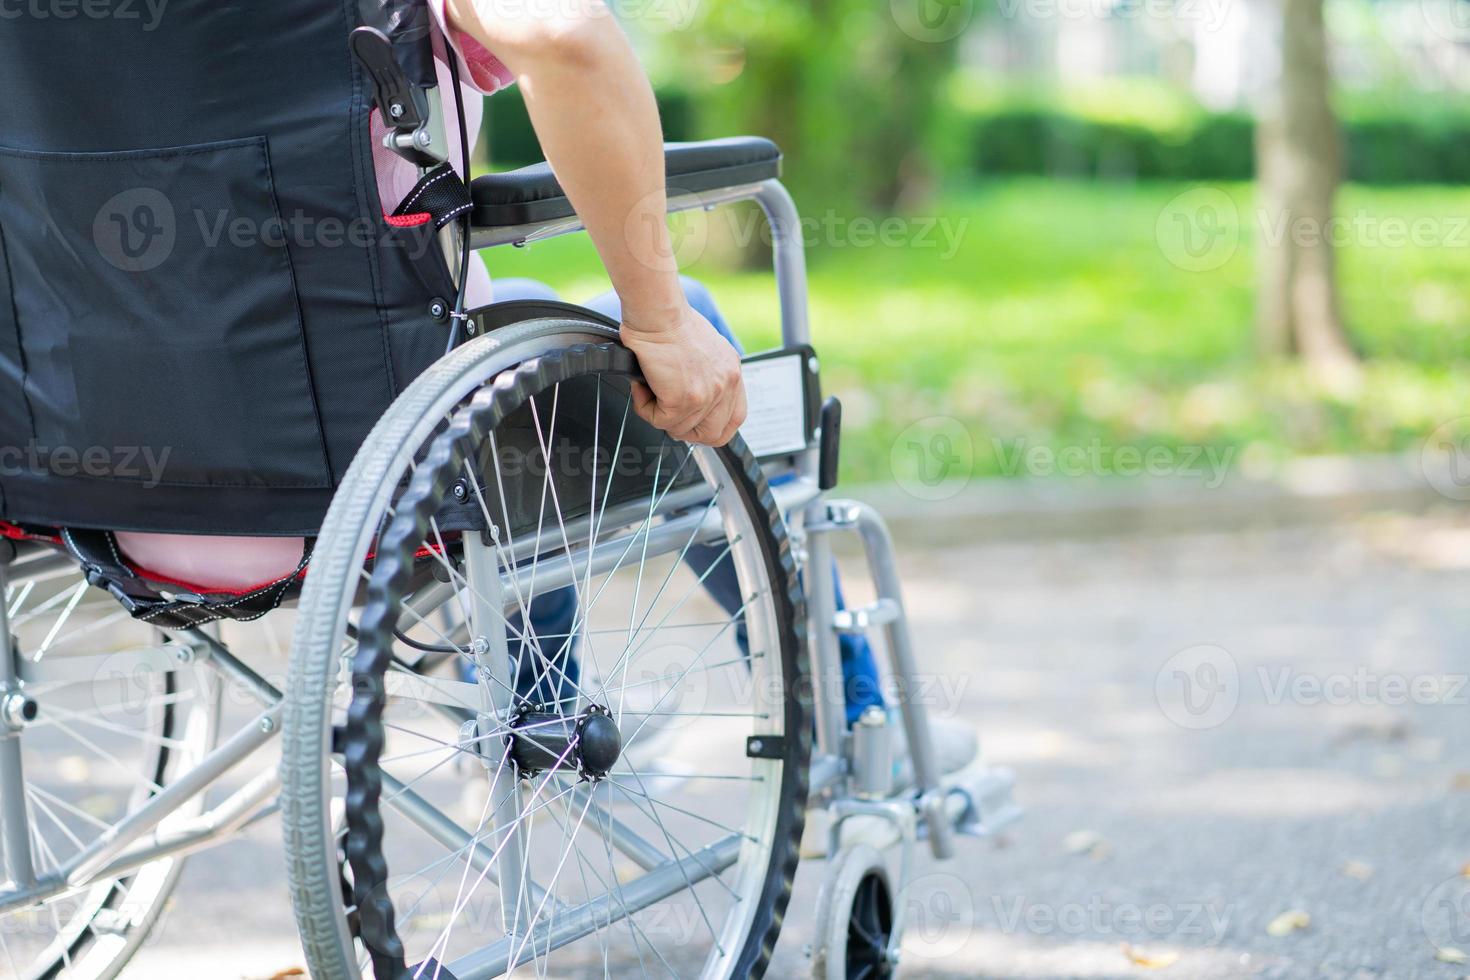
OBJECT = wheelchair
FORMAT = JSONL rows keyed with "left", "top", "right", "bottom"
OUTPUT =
{"left": 0, "top": 5, "right": 1017, "bottom": 978}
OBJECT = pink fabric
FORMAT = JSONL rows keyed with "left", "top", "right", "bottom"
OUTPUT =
{"left": 116, "top": 16, "right": 510, "bottom": 589}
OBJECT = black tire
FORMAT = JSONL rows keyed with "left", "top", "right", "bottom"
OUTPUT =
{"left": 285, "top": 328, "right": 812, "bottom": 979}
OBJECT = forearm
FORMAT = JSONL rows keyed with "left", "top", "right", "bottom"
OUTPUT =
{"left": 444, "top": 1, "right": 682, "bottom": 319}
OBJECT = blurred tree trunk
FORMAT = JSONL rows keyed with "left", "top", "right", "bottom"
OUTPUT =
{"left": 1255, "top": 0, "right": 1360, "bottom": 383}
{"left": 681, "top": 0, "right": 962, "bottom": 267}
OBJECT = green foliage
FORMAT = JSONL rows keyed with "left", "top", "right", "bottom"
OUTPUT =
{"left": 482, "top": 180, "right": 1470, "bottom": 486}
{"left": 962, "top": 97, "right": 1470, "bottom": 185}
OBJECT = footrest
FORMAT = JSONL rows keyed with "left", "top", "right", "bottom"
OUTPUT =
{"left": 928, "top": 764, "right": 1021, "bottom": 841}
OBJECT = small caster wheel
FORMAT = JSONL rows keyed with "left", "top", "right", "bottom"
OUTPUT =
{"left": 811, "top": 843, "right": 899, "bottom": 979}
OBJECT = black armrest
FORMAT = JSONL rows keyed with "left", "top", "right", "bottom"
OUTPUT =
{"left": 470, "top": 136, "right": 781, "bottom": 228}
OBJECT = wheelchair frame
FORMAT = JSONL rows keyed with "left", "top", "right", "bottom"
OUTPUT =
{"left": 0, "top": 173, "right": 1018, "bottom": 973}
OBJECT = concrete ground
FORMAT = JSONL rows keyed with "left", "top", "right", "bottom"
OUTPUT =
{"left": 102, "top": 505, "right": 1470, "bottom": 977}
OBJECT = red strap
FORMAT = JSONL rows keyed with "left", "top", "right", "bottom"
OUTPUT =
{"left": 384, "top": 211, "right": 432, "bottom": 228}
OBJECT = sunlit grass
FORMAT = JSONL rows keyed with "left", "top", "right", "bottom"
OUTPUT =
{"left": 484, "top": 179, "right": 1470, "bottom": 485}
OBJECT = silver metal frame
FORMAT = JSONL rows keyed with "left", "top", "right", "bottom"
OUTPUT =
{"left": 0, "top": 173, "right": 1017, "bottom": 969}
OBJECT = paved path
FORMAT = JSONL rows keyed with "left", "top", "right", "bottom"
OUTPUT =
{"left": 118, "top": 508, "right": 1470, "bottom": 978}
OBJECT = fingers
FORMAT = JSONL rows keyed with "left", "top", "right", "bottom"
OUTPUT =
{"left": 631, "top": 377, "right": 711, "bottom": 444}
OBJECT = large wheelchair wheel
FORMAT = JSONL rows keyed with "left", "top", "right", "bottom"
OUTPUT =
{"left": 0, "top": 550, "right": 222, "bottom": 979}
{"left": 283, "top": 319, "right": 811, "bottom": 979}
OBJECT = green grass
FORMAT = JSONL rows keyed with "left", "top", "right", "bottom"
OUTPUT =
{"left": 483, "top": 180, "right": 1470, "bottom": 486}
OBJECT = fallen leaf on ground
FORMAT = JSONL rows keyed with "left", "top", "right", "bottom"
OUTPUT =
{"left": 1342, "top": 860, "right": 1374, "bottom": 880}
{"left": 1063, "top": 829, "right": 1110, "bottom": 858}
{"left": 1435, "top": 947, "right": 1467, "bottom": 964}
{"left": 1266, "top": 910, "right": 1311, "bottom": 937}
{"left": 1121, "top": 942, "right": 1180, "bottom": 969}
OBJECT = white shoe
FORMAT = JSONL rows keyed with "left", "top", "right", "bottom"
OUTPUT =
{"left": 803, "top": 712, "right": 980, "bottom": 858}
{"left": 889, "top": 710, "right": 978, "bottom": 791}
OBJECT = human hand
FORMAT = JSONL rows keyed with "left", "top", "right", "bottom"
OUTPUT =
{"left": 620, "top": 303, "right": 747, "bottom": 447}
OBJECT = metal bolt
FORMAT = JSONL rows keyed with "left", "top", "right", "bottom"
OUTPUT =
{"left": 429, "top": 300, "right": 448, "bottom": 320}
{"left": 173, "top": 645, "right": 195, "bottom": 664}
{"left": 414, "top": 130, "right": 432, "bottom": 148}
{"left": 749, "top": 738, "right": 764, "bottom": 754}
{"left": 459, "top": 719, "right": 480, "bottom": 751}
{"left": 259, "top": 716, "right": 276, "bottom": 734}
{"left": 2, "top": 692, "right": 37, "bottom": 729}
{"left": 451, "top": 480, "right": 469, "bottom": 503}
{"left": 470, "top": 637, "right": 490, "bottom": 658}
{"left": 807, "top": 355, "right": 820, "bottom": 374}
{"left": 389, "top": 103, "right": 404, "bottom": 119}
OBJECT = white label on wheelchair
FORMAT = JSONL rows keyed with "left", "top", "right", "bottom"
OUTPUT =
{"left": 739, "top": 351, "right": 810, "bottom": 457}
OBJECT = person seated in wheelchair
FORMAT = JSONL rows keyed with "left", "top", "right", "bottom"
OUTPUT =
{"left": 0, "top": 3, "right": 981, "bottom": 976}
{"left": 105, "top": 0, "right": 972, "bottom": 770}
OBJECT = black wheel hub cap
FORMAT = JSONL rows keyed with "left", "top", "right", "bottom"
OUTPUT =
{"left": 507, "top": 703, "right": 622, "bottom": 779}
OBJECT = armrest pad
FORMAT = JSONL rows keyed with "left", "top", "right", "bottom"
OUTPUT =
{"left": 470, "top": 136, "right": 781, "bottom": 228}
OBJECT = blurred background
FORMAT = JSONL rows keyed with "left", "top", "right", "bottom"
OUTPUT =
{"left": 481, "top": 0, "right": 1470, "bottom": 492}
{"left": 118, "top": 3, "right": 1470, "bottom": 976}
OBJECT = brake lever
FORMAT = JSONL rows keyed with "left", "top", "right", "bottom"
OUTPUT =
{"left": 350, "top": 25, "right": 445, "bottom": 167}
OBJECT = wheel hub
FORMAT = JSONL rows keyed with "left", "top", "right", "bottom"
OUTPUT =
{"left": 506, "top": 703, "right": 621, "bottom": 779}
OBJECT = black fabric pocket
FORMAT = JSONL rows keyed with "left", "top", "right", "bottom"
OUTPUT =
{"left": 0, "top": 136, "right": 329, "bottom": 488}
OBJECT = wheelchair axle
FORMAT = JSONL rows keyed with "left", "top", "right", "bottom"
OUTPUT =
{"left": 488, "top": 703, "right": 622, "bottom": 780}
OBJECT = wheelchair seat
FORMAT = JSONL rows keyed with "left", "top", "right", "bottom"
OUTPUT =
{"left": 471, "top": 137, "right": 781, "bottom": 226}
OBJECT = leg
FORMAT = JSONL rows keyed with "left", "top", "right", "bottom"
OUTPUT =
{"left": 465, "top": 277, "right": 582, "bottom": 704}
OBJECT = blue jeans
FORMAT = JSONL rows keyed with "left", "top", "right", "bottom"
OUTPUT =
{"left": 488, "top": 277, "right": 883, "bottom": 724}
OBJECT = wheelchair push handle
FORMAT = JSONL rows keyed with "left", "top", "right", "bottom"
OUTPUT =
{"left": 351, "top": 22, "right": 448, "bottom": 168}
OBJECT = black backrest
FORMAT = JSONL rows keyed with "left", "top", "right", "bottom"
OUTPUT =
{"left": 0, "top": 0, "right": 454, "bottom": 535}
